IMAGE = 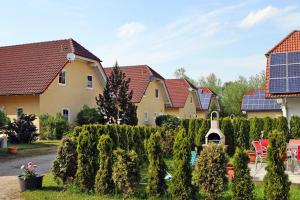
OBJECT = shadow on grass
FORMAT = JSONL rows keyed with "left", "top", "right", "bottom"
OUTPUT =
{"left": 39, "top": 186, "right": 63, "bottom": 192}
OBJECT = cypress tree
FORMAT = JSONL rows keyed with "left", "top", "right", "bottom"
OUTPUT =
{"left": 275, "top": 116, "right": 289, "bottom": 141}
{"left": 146, "top": 132, "right": 167, "bottom": 197}
{"left": 195, "top": 119, "right": 209, "bottom": 154}
{"left": 221, "top": 117, "right": 235, "bottom": 156}
{"left": 290, "top": 116, "right": 300, "bottom": 139}
{"left": 188, "top": 118, "right": 196, "bottom": 146}
{"left": 232, "top": 148, "right": 254, "bottom": 200}
{"left": 249, "top": 117, "right": 264, "bottom": 146}
{"left": 117, "top": 125, "right": 128, "bottom": 150}
{"left": 263, "top": 117, "right": 274, "bottom": 138}
{"left": 95, "top": 134, "right": 113, "bottom": 194}
{"left": 263, "top": 130, "right": 291, "bottom": 200}
{"left": 170, "top": 128, "right": 195, "bottom": 200}
{"left": 234, "top": 118, "right": 250, "bottom": 150}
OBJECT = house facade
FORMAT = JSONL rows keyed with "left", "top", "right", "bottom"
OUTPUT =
{"left": 196, "top": 87, "right": 220, "bottom": 118}
{"left": 0, "top": 39, "right": 106, "bottom": 129}
{"left": 265, "top": 30, "right": 300, "bottom": 122}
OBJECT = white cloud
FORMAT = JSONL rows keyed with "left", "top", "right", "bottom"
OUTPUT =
{"left": 116, "top": 22, "right": 146, "bottom": 39}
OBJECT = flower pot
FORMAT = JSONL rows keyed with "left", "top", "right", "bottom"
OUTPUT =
{"left": 18, "top": 175, "right": 43, "bottom": 192}
{"left": 248, "top": 152, "right": 256, "bottom": 164}
{"left": 8, "top": 146, "right": 17, "bottom": 154}
{"left": 226, "top": 163, "right": 234, "bottom": 180}
{"left": 281, "top": 151, "right": 288, "bottom": 161}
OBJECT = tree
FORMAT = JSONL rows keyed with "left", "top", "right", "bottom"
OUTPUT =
{"left": 248, "top": 71, "right": 266, "bottom": 89}
{"left": 234, "top": 118, "right": 250, "bottom": 150}
{"left": 198, "top": 73, "right": 222, "bottom": 95}
{"left": 290, "top": 116, "right": 300, "bottom": 139}
{"left": 0, "top": 110, "right": 8, "bottom": 128}
{"left": 221, "top": 117, "right": 235, "bottom": 156}
{"left": 263, "top": 130, "right": 290, "bottom": 200}
{"left": 95, "top": 134, "right": 113, "bottom": 194}
{"left": 76, "top": 105, "right": 104, "bottom": 125}
{"left": 275, "top": 116, "right": 289, "bottom": 141}
{"left": 263, "top": 117, "right": 274, "bottom": 138}
{"left": 174, "top": 67, "right": 197, "bottom": 85}
{"left": 170, "top": 128, "right": 195, "bottom": 200}
{"left": 195, "top": 119, "right": 209, "bottom": 154}
{"left": 96, "top": 62, "right": 137, "bottom": 125}
{"left": 249, "top": 117, "right": 264, "bottom": 146}
{"left": 146, "top": 132, "right": 167, "bottom": 197}
{"left": 232, "top": 148, "right": 254, "bottom": 200}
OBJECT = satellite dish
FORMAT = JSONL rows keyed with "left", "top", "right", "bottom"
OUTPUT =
{"left": 67, "top": 53, "right": 76, "bottom": 61}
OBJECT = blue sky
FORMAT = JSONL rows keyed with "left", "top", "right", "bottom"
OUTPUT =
{"left": 1, "top": 0, "right": 300, "bottom": 82}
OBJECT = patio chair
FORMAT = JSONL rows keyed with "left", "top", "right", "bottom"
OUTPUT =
{"left": 259, "top": 139, "right": 269, "bottom": 153}
{"left": 252, "top": 141, "right": 267, "bottom": 169}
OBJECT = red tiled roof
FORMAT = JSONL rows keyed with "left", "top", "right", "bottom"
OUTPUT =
{"left": 198, "top": 87, "right": 217, "bottom": 95}
{"left": 165, "top": 79, "right": 197, "bottom": 108}
{"left": 0, "top": 39, "right": 102, "bottom": 96}
{"left": 104, "top": 65, "right": 165, "bottom": 103}
{"left": 265, "top": 30, "right": 300, "bottom": 98}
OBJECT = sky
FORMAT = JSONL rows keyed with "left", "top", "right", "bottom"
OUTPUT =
{"left": 1, "top": 0, "right": 300, "bottom": 82}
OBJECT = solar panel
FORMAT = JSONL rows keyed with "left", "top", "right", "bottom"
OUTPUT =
{"left": 269, "top": 51, "right": 300, "bottom": 93}
{"left": 198, "top": 89, "right": 212, "bottom": 110}
{"left": 241, "top": 90, "right": 281, "bottom": 111}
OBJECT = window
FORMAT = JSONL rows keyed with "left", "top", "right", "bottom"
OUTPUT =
{"left": 155, "top": 89, "right": 159, "bottom": 98}
{"left": 16, "top": 107, "right": 23, "bottom": 119}
{"left": 59, "top": 70, "right": 66, "bottom": 85}
{"left": 144, "top": 112, "right": 149, "bottom": 122}
{"left": 190, "top": 97, "right": 193, "bottom": 103}
{"left": 87, "top": 75, "right": 93, "bottom": 88}
{"left": 62, "top": 108, "right": 70, "bottom": 121}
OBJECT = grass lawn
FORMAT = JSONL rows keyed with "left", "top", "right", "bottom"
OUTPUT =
{"left": 0, "top": 140, "right": 60, "bottom": 160}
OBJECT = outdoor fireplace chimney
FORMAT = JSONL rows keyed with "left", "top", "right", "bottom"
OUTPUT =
{"left": 205, "top": 111, "right": 225, "bottom": 145}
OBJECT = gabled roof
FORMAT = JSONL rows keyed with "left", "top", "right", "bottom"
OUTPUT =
{"left": 164, "top": 79, "right": 199, "bottom": 108}
{"left": 104, "top": 65, "right": 165, "bottom": 103}
{"left": 0, "top": 39, "right": 102, "bottom": 96}
{"left": 265, "top": 30, "right": 300, "bottom": 98}
{"left": 241, "top": 89, "right": 281, "bottom": 111}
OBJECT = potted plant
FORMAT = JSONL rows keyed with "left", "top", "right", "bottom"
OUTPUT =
{"left": 226, "top": 162, "right": 235, "bottom": 180}
{"left": 7, "top": 146, "right": 17, "bottom": 154}
{"left": 18, "top": 162, "right": 43, "bottom": 191}
{"left": 247, "top": 150, "right": 256, "bottom": 164}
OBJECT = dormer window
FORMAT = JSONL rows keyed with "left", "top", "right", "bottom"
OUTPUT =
{"left": 59, "top": 70, "right": 66, "bottom": 86}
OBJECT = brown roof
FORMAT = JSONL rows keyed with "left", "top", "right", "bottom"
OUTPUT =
{"left": 265, "top": 30, "right": 300, "bottom": 98}
{"left": 104, "top": 65, "right": 165, "bottom": 103}
{"left": 198, "top": 87, "right": 217, "bottom": 95}
{"left": 0, "top": 39, "right": 102, "bottom": 96}
{"left": 165, "top": 79, "right": 197, "bottom": 108}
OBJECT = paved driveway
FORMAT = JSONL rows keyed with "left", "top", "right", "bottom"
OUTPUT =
{"left": 0, "top": 154, "right": 56, "bottom": 200}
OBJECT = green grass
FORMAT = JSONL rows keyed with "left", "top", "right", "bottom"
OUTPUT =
{"left": 7, "top": 140, "right": 60, "bottom": 149}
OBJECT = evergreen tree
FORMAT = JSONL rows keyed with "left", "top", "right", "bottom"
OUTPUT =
{"left": 221, "top": 117, "right": 235, "bottom": 156}
{"left": 263, "top": 117, "right": 274, "bottom": 138}
{"left": 249, "top": 117, "right": 264, "bottom": 145}
{"left": 96, "top": 62, "right": 137, "bottom": 125}
{"left": 188, "top": 118, "right": 196, "bottom": 147}
{"left": 263, "top": 130, "right": 291, "bottom": 200}
{"left": 146, "top": 132, "right": 167, "bottom": 197}
{"left": 234, "top": 118, "right": 250, "bottom": 150}
{"left": 95, "top": 134, "right": 113, "bottom": 194}
{"left": 232, "top": 148, "right": 254, "bottom": 200}
{"left": 275, "top": 116, "right": 289, "bottom": 141}
{"left": 170, "top": 128, "right": 195, "bottom": 200}
{"left": 290, "top": 116, "right": 300, "bottom": 139}
{"left": 195, "top": 119, "right": 209, "bottom": 154}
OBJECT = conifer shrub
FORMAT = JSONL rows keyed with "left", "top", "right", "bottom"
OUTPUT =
{"left": 52, "top": 137, "right": 78, "bottom": 185}
{"left": 112, "top": 148, "right": 140, "bottom": 197}
{"left": 290, "top": 115, "right": 300, "bottom": 139}
{"left": 159, "top": 129, "right": 175, "bottom": 157}
{"left": 146, "top": 132, "right": 167, "bottom": 197}
{"left": 263, "top": 117, "right": 274, "bottom": 138}
{"left": 195, "top": 119, "right": 209, "bottom": 153}
{"left": 234, "top": 118, "right": 250, "bottom": 150}
{"left": 95, "top": 134, "right": 114, "bottom": 194}
{"left": 117, "top": 125, "right": 128, "bottom": 150}
{"left": 194, "top": 144, "right": 228, "bottom": 200}
{"left": 130, "top": 126, "right": 145, "bottom": 161}
{"left": 263, "top": 130, "right": 291, "bottom": 200}
{"left": 106, "top": 125, "right": 119, "bottom": 149}
{"left": 188, "top": 118, "right": 196, "bottom": 146}
{"left": 221, "top": 117, "right": 235, "bottom": 156}
{"left": 180, "top": 119, "right": 190, "bottom": 134}
{"left": 170, "top": 128, "right": 195, "bottom": 200}
{"left": 232, "top": 148, "right": 254, "bottom": 200}
{"left": 249, "top": 117, "right": 264, "bottom": 145}
{"left": 275, "top": 116, "right": 289, "bottom": 141}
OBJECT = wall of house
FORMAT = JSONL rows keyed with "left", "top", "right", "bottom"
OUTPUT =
{"left": 247, "top": 111, "right": 282, "bottom": 118}
{"left": 285, "top": 98, "right": 300, "bottom": 123}
{"left": 196, "top": 110, "right": 207, "bottom": 118}
{"left": 0, "top": 95, "right": 40, "bottom": 128}
{"left": 136, "top": 80, "right": 165, "bottom": 126}
{"left": 40, "top": 59, "right": 104, "bottom": 123}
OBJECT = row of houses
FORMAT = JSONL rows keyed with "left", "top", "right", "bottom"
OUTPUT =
{"left": 241, "top": 30, "right": 300, "bottom": 122}
{"left": 0, "top": 39, "right": 219, "bottom": 129}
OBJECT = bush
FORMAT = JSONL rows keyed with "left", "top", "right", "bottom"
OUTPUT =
{"left": 234, "top": 118, "right": 250, "bottom": 150}
{"left": 76, "top": 105, "right": 104, "bottom": 125}
{"left": 40, "top": 114, "right": 70, "bottom": 139}
{"left": 195, "top": 119, "right": 209, "bottom": 153}
{"left": 275, "top": 116, "right": 289, "bottom": 141}
{"left": 263, "top": 117, "right": 274, "bottom": 138}
{"left": 249, "top": 117, "right": 263, "bottom": 145}
{"left": 7, "top": 114, "right": 38, "bottom": 144}
{"left": 263, "top": 130, "right": 291, "bottom": 200}
{"left": 194, "top": 144, "right": 228, "bottom": 200}
{"left": 290, "top": 116, "right": 300, "bottom": 139}
{"left": 52, "top": 137, "right": 78, "bottom": 185}
{"left": 112, "top": 148, "right": 140, "bottom": 197}
{"left": 0, "top": 110, "right": 9, "bottom": 128}
{"left": 95, "top": 134, "right": 113, "bottom": 194}
{"left": 160, "top": 130, "right": 175, "bottom": 157}
{"left": 232, "top": 148, "right": 254, "bottom": 200}
{"left": 180, "top": 119, "right": 190, "bottom": 134}
{"left": 188, "top": 118, "right": 196, "bottom": 147}
{"left": 129, "top": 126, "right": 145, "bottom": 161}
{"left": 155, "top": 114, "right": 180, "bottom": 130}
{"left": 146, "top": 132, "right": 167, "bottom": 197}
{"left": 221, "top": 117, "right": 235, "bottom": 156}
{"left": 170, "top": 128, "right": 195, "bottom": 200}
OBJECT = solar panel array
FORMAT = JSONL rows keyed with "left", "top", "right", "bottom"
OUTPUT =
{"left": 269, "top": 51, "right": 300, "bottom": 93}
{"left": 198, "top": 89, "right": 212, "bottom": 110}
{"left": 241, "top": 90, "right": 281, "bottom": 111}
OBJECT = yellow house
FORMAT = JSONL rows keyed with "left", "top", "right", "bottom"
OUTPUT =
{"left": 196, "top": 87, "right": 220, "bottom": 118}
{"left": 0, "top": 39, "right": 106, "bottom": 129}
{"left": 241, "top": 89, "right": 282, "bottom": 118}
{"left": 104, "top": 65, "right": 172, "bottom": 126}
{"left": 164, "top": 79, "right": 201, "bottom": 119}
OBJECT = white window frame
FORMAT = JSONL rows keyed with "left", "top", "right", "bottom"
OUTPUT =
{"left": 87, "top": 75, "right": 93, "bottom": 89}
{"left": 61, "top": 108, "right": 70, "bottom": 122}
{"left": 58, "top": 69, "right": 66, "bottom": 86}
{"left": 144, "top": 112, "right": 149, "bottom": 122}
{"left": 16, "top": 107, "right": 23, "bottom": 119}
{"left": 155, "top": 89, "right": 159, "bottom": 98}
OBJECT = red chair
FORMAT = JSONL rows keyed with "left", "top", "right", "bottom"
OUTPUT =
{"left": 298, "top": 146, "right": 300, "bottom": 166}
{"left": 260, "top": 139, "right": 269, "bottom": 153}
{"left": 252, "top": 141, "right": 267, "bottom": 169}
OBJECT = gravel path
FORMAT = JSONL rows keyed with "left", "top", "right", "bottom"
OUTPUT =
{"left": 0, "top": 153, "right": 56, "bottom": 200}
